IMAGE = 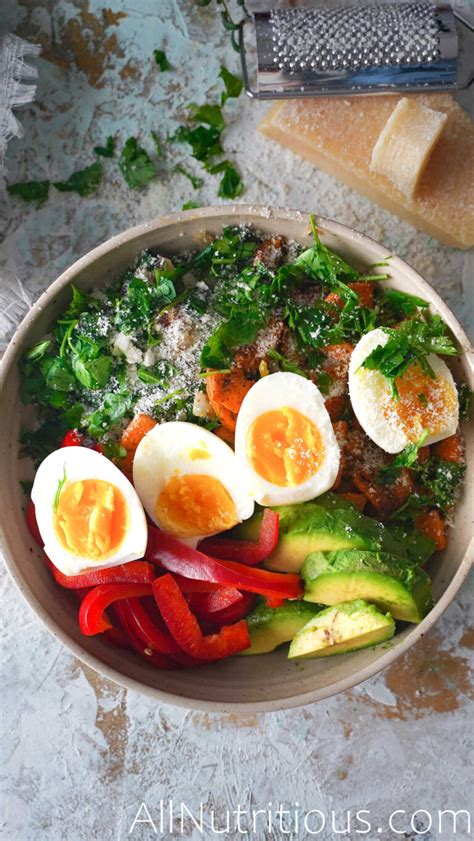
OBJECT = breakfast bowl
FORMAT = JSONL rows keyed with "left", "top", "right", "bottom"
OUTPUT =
{"left": 1, "top": 205, "right": 472, "bottom": 712}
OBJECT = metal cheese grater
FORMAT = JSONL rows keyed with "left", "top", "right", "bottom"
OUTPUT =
{"left": 239, "top": 1, "right": 474, "bottom": 98}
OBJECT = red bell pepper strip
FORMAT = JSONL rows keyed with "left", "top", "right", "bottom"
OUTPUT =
{"left": 26, "top": 500, "right": 43, "bottom": 547}
{"left": 171, "top": 575, "right": 221, "bottom": 594}
{"left": 185, "top": 587, "right": 243, "bottom": 615}
{"left": 61, "top": 429, "right": 84, "bottom": 447}
{"left": 198, "top": 509, "right": 279, "bottom": 566}
{"left": 103, "top": 626, "right": 130, "bottom": 649}
{"left": 198, "top": 592, "right": 256, "bottom": 633}
{"left": 153, "top": 574, "right": 251, "bottom": 661}
{"left": 79, "top": 583, "right": 152, "bottom": 636}
{"left": 121, "top": 597, "right": 198, "bottom": 666}
{"left": 49, "top": 560, "right": 155, "bottom": 589}
{"left": 146, "top": 528, "right": 303, "bottom": 601}
{"left": 113, "top": 601, "right": 177, "bottom": 669}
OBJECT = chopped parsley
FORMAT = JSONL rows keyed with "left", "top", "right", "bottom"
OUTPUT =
{"left": 150, "top": 130, "right": 164, "bottom": 157}
{"left": 378, "top": 431, "right": 429, "bottom": 484}
{"left": 267, "top": 349, "right": 307, "bottom": 378}
{"left": 219, "top": 66, "right": 243, "bottom": 104}
{"left": 458, "top": 382, "right": 472, "bottom": 419}
{"left": 54, "top": 162, "right": 102, "bottom": 197}
{"left": 382, "top": 288, "right": 429, "bottom": 318}
{"left": 171, "top": 124, "right": 223, "bottom": 162}
{"left": 208, "top": 160, "right": 243, "bottom": 199}
{"left": 7, "top": 180, "right": 50, "bottom": 207}
{"left": 154, "top": 49, "right": 170, "bottom": 72}
{"left": 119, "top": 138, "right": 157, "bottom": 190}
{"left": 94, "top": 136, "right": 115, "bottom": 158}
{"left": 182, "top": 200, "right": 201, "bottom": 210}
{"left": 53, "top": 465, "right": 67, "bottom": 512}
{"left": 173, "top": 164, "right": 203, "bottom": 189}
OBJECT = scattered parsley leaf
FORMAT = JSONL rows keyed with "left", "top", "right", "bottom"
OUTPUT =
{"left": 119, "top": 138, "right": 157, "bottom": 190}
{"left": 7, "top": 180, "right": 50, "bottom": 207}
{"left": 173, "top": 164, "right": 203, "bottom": 189}
{"left": 54, "top": 162, "right": 102, "bottom": 197}
{"left": 383, "top": 288, "right": 429, "bottom": 317}
{"left": 284, "top": 300, "right": 333, "bottom": 353}
{"left": 182, "top": 200, "right": 201, "bottom": 211}
{"left": 458, "top": 383, "right": 472, "bottom": 419}
{"left": 189, "top": 102, "right": 225, "bottom": 131}
{"left": 200, "top": 305, "right": 266, "bottom": 369}
{"left": 219, "top": 66, "right": 243, "bottom": 104}
{"left": 150, "top": 130, "right": 164, "bottom": 157}
{"left": 154, "top": 49, "right": 170, "bottom": 72}
{"left": 317, "top": 370, "right": 332, "bottom": 395}
{"left": 417, "top": 458, "right": 466, "bottom": 514}
{"left": 94, "top": 136, "right": 115, "bottom": 158}
{"left": 216, "top": 162, "right": 243, "bottom": 199}
{"left": 53, "top": 465, "right": 67, "bottom": 512}
{"left": 267, "top": 349, "right": 307, "bottom": 378}
{"left": 295, "top": 214, "right": 358, "bottom": 293}
{"left": 84, "top": 392, "right": 135, "bottom": 438}
{"left": 170, "top": 124, "right": 223, "bottom": 162}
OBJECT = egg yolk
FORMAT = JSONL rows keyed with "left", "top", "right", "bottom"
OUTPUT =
{"left": 247, "top": 407, "right": 324, "bottom": 487}
{"left": 384, "top": 362, "right": 458, "bottom": 442}
{"left": 54, "top": 479, "right": 128, "bottom": 560}
{"left": 156, "top": 474, "right": 238, "bottom": 538}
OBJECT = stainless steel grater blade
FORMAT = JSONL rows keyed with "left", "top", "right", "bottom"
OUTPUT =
{"left": 239, "top": 1, "right": 474, "bottom": 98}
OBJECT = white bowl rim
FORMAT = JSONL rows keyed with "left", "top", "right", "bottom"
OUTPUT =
{"left": 1, "top": 204, "right": 473, "bottom": 712}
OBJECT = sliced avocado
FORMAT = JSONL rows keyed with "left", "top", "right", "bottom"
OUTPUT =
{"left": 241, "top": 599, "right": 323, "bottom": 655}
{"left": 302, "top": 550, "right": 433, "bottom": 623}
{"left": 288, "top": 599, "right": 395, "bottom": 659}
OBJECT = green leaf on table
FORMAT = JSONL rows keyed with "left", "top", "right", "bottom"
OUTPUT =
{"left": 7, "top": 180, "right": 50, "bottom": 207}
{"left": 182, "top": 200, "right": 201, "bottom": 210}
{"left": 173, "top": 164, "right": 203, "bottom": 189}
{"left": 150, "top": 130, "right": 164, "bottom": 157}
{"left": 170, "top": 125, "right": 223, "bottom": 162}
{"left": 154, "top": 49, "right": 170, "bottom": 72}
{"left": 189, "top": 102, "right": 225, "bottom": 131}
{"left": 54, "top": 162, "right": 102, "bottom": 197}
{"left": 119, "top": 138, "right": 157, "bottom": 190}
{"left": 219, "top": 66, "right": 243, "bottom": 104}
{"left": 94, "top": 136, "right": 115, "bottom": 158}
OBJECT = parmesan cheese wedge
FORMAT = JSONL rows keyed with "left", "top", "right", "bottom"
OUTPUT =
{"left": 370, "top": 98, "right": 448, "bottom": 199}
{"left": 259, "top": 94, "right": 474, "bottom": 249}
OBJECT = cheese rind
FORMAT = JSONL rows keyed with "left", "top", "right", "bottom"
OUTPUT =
{"left": 370, "top": 98, "right": 448, "bottom": 199}
{"left": 258, "top": 94, "right": 474, "bottom": 249}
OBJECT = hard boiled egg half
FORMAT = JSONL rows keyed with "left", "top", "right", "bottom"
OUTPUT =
{"left": 235, "top": 372, "right": 341, "bottom": 506}
{"left": 133, "top": 421, "right": 254, "bottom": 545}
{"left": 32, "top": 447, "right": 148, "bottom": 576}
{"left": 349, "top": 327, "right": 459, "bottom": 454}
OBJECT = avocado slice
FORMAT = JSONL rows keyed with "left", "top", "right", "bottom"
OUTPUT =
{"left": 241, "top": 599, "right": 323, "bottom": 655}
{"left": 288, "top": 599, "right": 395, "bottom": 659}
{"left": 302, "top": 550, "right": 433, "bottom": 623}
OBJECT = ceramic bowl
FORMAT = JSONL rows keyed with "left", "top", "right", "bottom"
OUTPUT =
{"left": 1, "top": 206, "right": 472, "bottom": 712}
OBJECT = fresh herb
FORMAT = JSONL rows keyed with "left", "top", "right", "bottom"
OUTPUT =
{"left": 171, "top": 124, "right": 223, "bottom": 162}
{"left": 150, "top": 130, "right": 164, "bottom": 157}
{"left": 187, "top": 292, "right": 207, "bottom": 313}
{"left": 361, "top": 315, "right": 457, "bottom": 400}
{"left": 189, "top": 103, "right": 225, "bottom": 131}
{"left": 94, "top": 136, "right": 115, "bottom": 158}
{"left": 417, "top": 457, "right": 466, "bottom": 514}
{"left": 173, "top": 164, "right": 203, "bottom": 189}
{"left": 25, "top": 340, "right": 51, "bottom": 361}
{"left": 154, "top": 388, "right": 185, "bottom": 409}
{"left": 458, "top": 383, "right": 472, "bottom": 419}
{"left": 7, "top": 180, "right": 50, "bottom": 207}
{"left": 284, "top": 301, "right": 333, "bottom": 354}
{"left": 182, "top": 200, "right": 201, "bottom": 211}
{"left": 196, "top": 0, "right": 247, "bottom": 51}
{"left": 137, "top": 360, "right": 179, "bottom": 386}
{"left": 219, "top": 66, "right": 243, "bottom": 104}
{"left": 154, "top": 49, "right": 171, "bottom": 71}
{"left": 382, "top": 288, "right": 429, "bottom": 317}
{"left": 207, "top": 160, "right": 243, "bottom": 199}
{"left": 54, "top": 162, "right": 102, "bottom": 197}
{"left": 332, "top": 297, "right": 377, "bottom": 342}
{"left": 53, "top": 465, "right": 67, "bottom": 512}
{"left": 119, "top": 138, "right": 157, "bottom": 189}
{"left": 267, "top": 349, "right": 307, "bottom": 378}
{"left": 200, "top": 306, "right": 266, "bottom": 369}
{"left": 84, "top": 392, "right": 135, "bottom": 438}
{"left": 378, "top": 431, "right": 429, "bottom": 484}
{"left": 103, "top": 441, "right": 127, "bottom": 461}
{"left": 317, "top": 370, "right": 332, "bottom": 395}
{"left": 295, "top": 215, "right": 358, "bottom": 296}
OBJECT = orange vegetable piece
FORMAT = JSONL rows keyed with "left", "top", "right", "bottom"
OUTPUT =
{"left": 338, "top": 492, "right": 367, "bottom": 512}
{"left": 353, "top": 468, "right": 414, "bottom": 519}
{"left": 432, "top": 434, "right": 463, "bottom": 464}
{"left": 417, "top": 445, "right": 430, "bottom": 464}
{"left": 206, "top": 369, "right": 255, "bottom": 432}
{"left": 120, "top": 414, "right": 157, "bottom": 452}
{"left": 325, "top": 291, "right": 344, "bottom": 311}
{"left": 415, "top": 509, "right": 447, "bottom": 552}
{"left": 214, "top": 425, "right": 235, "bottom": 448}
{"left": 325, "top": 395, "right": 346, "bottom": 421}
{"left": 117, "top": 449, "right": 134, "bottom": 481}
{"left": 348, "top": 281, "right": 374, "bottom": 308}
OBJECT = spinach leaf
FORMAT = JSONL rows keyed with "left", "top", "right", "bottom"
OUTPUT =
{"left": 25, "top": 340, "right": 51, "bottom": 361}
{"left": 54, "top": 162, "right": 102, "bottom": 197}
{"left": 119, "top": 138, "right": 157, "bottom": 189}
{"left": 7, "top": 180, "right": 50, "bottom": 207}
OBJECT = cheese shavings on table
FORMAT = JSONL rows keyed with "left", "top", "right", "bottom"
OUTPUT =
{"left": 259, "top": 94, "right": 474, "bottom": 249}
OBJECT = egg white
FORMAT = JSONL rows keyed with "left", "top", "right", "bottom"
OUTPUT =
{"left": 31, "top": 447, "right": 148, "bottom": 576}
{"left": 234, "top": 371, "right": 341, "bottom": 506}
{"left": 133, "top": 421, "right": 255, "bottom": 545}
{"left": 349, "top": 327, "right": 459, "bottom": 454}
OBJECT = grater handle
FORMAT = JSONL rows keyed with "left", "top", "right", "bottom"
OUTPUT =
{"left": 239, "top": 18, "right": 259, "bottom": 99}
